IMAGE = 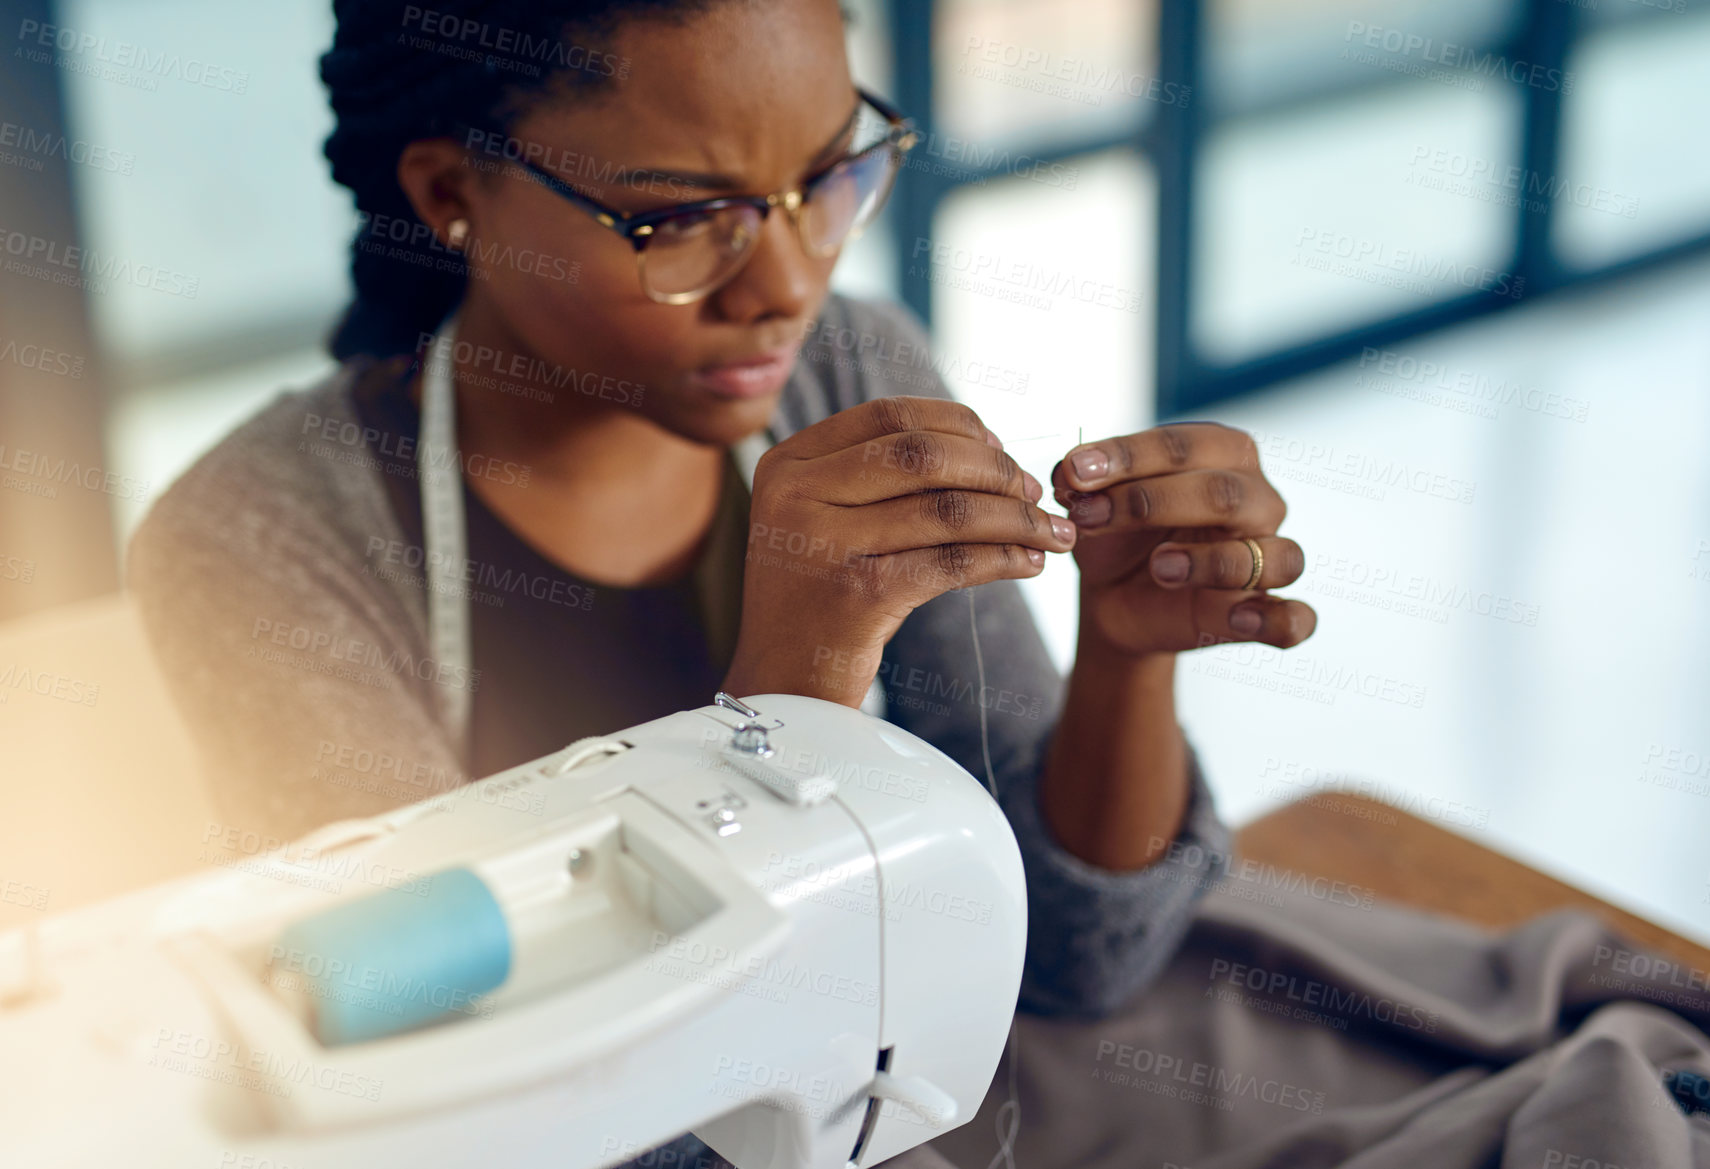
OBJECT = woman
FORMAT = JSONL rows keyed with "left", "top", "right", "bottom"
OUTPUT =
{"left": 126, "top": 1, "right": 1316, "bottom": 1164}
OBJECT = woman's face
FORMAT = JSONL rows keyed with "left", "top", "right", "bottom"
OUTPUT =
{"left": 451, "top": 0, "right": 857, "bottom": 447}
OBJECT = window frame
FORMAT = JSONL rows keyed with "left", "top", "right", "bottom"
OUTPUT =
{"left": 883, "top": 0, "right": 1710, "bottom": 416}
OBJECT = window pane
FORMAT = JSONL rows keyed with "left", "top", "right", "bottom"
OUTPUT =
{"left": 934, "top": 0, "right": 1161, "bottom": 146}
{"left": 929, "top": 150, "right": 1153, "bottom": 429}
{"left": 1207, "top": 0, "right": 1520, "bottom": 116}
{"left": 1554, "top": 10, "right": 1710, "bottom": 269}
{"left": 54, "top": 0, "right": 350, "bottom": 368}
{"left": 927, "top": 150, "right": 1154, "bottom": 666}
{"left": 1574, "top": 0, "right": 1710, "bottom": 32}
{"left": 843, "top": 0, "right": 894, "bottom": 97}
{"left": 831, "top": 0, "right": 898, "bottom": 302}
{"left": 107, "top": 349, "right": 335, "bottom": 547}
{"left": 1194, "top": 81, "right": 1519, "bottom": 364}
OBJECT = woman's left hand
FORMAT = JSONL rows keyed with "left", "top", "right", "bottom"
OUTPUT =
{"left": 1052, "top": 422, "right": 1317, "bottom": 656}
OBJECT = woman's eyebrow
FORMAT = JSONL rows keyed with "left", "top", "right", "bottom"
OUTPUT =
{"left": 618, "top": 94, "right": 864, "bottom": 193}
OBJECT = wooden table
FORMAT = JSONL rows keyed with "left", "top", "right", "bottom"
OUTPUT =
{"left": 1234, "top": 790, "right": 1710, "bottom": 972}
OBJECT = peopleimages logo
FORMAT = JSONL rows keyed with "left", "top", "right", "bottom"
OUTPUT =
{"left": 355, "top": 210, "right": 579, "bottom": 285}
{"left": 1249, "top": 427, "right": 1478, "bottom": 505}
{"left": 646, "top": 931, "right": 879, "bottom": 1007}
{"left": 1294, "top": 227, "right": 1524, "bottom": 299}
{"left": 909, "top": 239, "right": 1144, "bottom": 314}
{"left": 363, "top": 536, "right": 597, "bottom": 613}
{"left": 1406, "top": 145, "right": 1639, "bottom": 219}
{"left": 147, "top": 1028, "right": 382, "bottom": 1102}
{"left": 957, "top": 36, "right": 1191, "bottom": 109}
{"left": 399, "top": 6, "right": 629, "bottom": 80}
{"left": 1342, "top": 22, "right": 1573, "bottom": 93}
{"left": 1355, "top": 346, "right": 1590, "bottom": 423}
{"left": 15, "top": 19, "right": 252, "bottom": 93}
{"left": 1206, "top": 958, "right": 1440, "bottom": 1033}
{"left": 414, "top": 333, "right": 644, "bottom": 406}
{"left": 0, "top": 663, "right": 99, "bottom": 707}
{"left": 298, "top": 410, "right": 532, "bottom": 488}
{"left": 0, "top": 336, "right": 85, "bottom": 378}
{"left": 0, "top": 227, "right": 199, "bottom": 298}
{"left": 248, "top": 618, "right": 481, "bottom": 694}
{"left": 0, "top": 120, "right": 135, "bottom": 174}
{"left": 0, "top": 442, "right": 154, "bottom": 502}
{"left": 799, "top": 319, "right": 1031, "bottom": 396}
{"left": 1093, "top": 1040, "right": 1326, "bottom": 1114}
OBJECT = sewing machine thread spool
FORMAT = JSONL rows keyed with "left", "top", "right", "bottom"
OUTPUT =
{"left": 271, "top": 867, "right": 512, "bottom": 1046}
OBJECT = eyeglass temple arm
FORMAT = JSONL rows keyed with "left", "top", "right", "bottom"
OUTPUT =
{"left": 514, "top": 160, "right": 644, "bottom": 237}
{"left": 857, "top": 86, "right": 907, "bottom": 129}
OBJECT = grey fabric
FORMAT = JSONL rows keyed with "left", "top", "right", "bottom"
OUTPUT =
{"left": 126, "top": 293, "right": 1231, "bottom": 1165}
{"left": 926, "top": 882, "right": 1710, "bottom": 1168}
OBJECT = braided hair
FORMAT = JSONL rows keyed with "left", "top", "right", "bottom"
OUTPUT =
{"left": 319, "top": 0, "right": 717, "bottom": 360}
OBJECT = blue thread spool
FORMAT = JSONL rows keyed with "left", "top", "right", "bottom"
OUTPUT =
{"left": 272, "top": 867, "right": 512, "bottom": 1046}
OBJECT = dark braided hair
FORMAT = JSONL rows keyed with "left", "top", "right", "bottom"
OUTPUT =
{"left": 319, "top": 0, "right": 720, "bottom": 361}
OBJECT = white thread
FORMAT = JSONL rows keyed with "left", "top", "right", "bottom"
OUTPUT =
{"left": 968, "top": 587, "right": 1020, "bottom": 1169}
{"left": 968, "top": 588, "right": 996, "bottom": 801}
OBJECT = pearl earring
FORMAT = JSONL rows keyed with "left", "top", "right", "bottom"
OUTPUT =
{"left": 446, "top": 219, "right": 469, "bottom": 250}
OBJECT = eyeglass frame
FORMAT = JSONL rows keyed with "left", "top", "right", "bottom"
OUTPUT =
{"left": 499, "top": 86, "right": 919, "bottom": 305}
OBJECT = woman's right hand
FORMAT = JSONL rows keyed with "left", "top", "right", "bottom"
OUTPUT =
{"left": 721, "top": 396, "right": 1078, "bottom": 707}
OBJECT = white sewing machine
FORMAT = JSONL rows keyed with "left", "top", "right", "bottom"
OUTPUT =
{"left": 0, "top": 693, "right": 1027, "bottom": 1169}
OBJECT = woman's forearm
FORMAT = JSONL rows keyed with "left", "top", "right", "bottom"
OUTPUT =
{"left": 1038, "top": 628, "right": 1190, "bottom": 872}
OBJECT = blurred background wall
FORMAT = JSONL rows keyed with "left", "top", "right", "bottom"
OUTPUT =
{"left": 1, "top": 0, "right": 1707, "bottom": 944}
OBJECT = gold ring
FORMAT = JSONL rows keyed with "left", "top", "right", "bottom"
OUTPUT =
{"left": 1241, "top": 537, "right": 1264, "bottom": 590}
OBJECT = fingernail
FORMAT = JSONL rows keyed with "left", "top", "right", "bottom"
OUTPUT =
{"left": 1069, "top": 492, "right": 1111, "bottom": 528}
{"left": 1022, "top": 471, "right": 1042, "bottom": 502}
{"left": 1050, "top": 516, "right": 1075, "bottom": 544}
{"left": 1230, "top": 607, "right": 1262, "bottom": 636}
{"left": 1070, "top": 447, "right": 1107, "bottom": 483}
{"left": 1026, "top": 548, "right": 1044, "bottom": 566}
{"left": 986, "top": 430, "right": 1004, "bottom": 450}
{"left": 1151, "top": 549, "right": 1190, "bottom": 583}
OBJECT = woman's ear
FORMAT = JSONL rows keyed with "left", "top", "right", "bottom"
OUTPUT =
{"left": 396, "top": 139, "right": 478, "bottom": 250}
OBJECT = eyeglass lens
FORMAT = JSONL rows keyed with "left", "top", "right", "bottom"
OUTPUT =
{"left": 640, "top": 204, "right": 766, "bottom": 302}
{"left": 638, "top": 143, "right": 901, "bottom": 301}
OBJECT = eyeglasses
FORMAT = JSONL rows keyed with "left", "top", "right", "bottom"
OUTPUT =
{"left": 508, "top": 87, "right": 918, "bottom": 305}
